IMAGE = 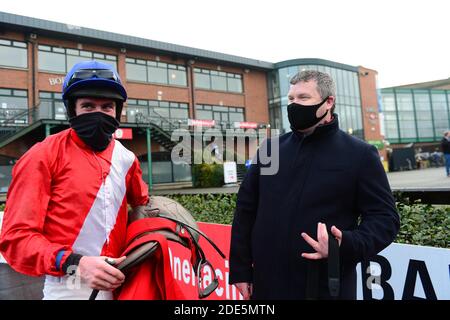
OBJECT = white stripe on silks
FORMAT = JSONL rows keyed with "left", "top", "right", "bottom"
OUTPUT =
{"left": 72, "top": 141, "right": 135, "bottom": 256}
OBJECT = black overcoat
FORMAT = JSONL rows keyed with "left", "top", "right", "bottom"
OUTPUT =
{"left": 229, "top": 115, "right": 400, "bottom": 299}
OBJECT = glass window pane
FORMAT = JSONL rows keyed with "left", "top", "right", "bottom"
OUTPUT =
{"left": 168, "top": 69, "right": 187, "bottom": 86}
{"left": 13, "top": 41, "right": 26, "bottom": 48}
{"left": 196, "top": 110, "right": 213, "bottom": 120}
{"left": 52, "top": 47, "right": 65, "bottom": 54}
{"left": 152, "top": 161, "right": 172, "bottom": 184}
{"left": 66, "top": 49, "right": 79, "bottom": 56}
{"left": 227, "top": 77, "right": 243, "bottom": 93}
{"left": 39, "top": 92, "right": 52, "bottom": 99}
{"left": 173, "top": 163, "right": 191, "bottom": 182}
{"left": 229, "top": 112, "right": 244, "bottom": 122}
{"left": 431, "top": 92, "right": 448, "bottom": 136}
{"left": 0, "top": 46, "right": 28, "bottom": 68}
{"left": 152, "top": 106, "right": 169, "bottom": 118}
{"left": 38, "top": 45, "right": 51, "bottom": 51}
{"left": 194, "top": 72, "right": 210, "bottom": 89}
{"left": 38, "top": 51, "right": 65, "bottom": 73}
{"left": 126, "top": 63, "right": 147, "bottom": 82}
{"left": 13, "top": 90, "right": 27, "bottom": 97}
{"left": 213, "top": 106, "right": 228, "bottom": 112}
{"left": 148, "top": 66, "right": 168, "bottom": 84}
{"left": 214, "top": 77, "right": 226, "bottom": 92}
{"left": 54, "top": 101, "right": 67, "bottom": 120}
{"left": 0, "top": 95, "right": 28, "bottom": 109}
{"left": 170, "top": 108, "right": 188, "bottom": 119}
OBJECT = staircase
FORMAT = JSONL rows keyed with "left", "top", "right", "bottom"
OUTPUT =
{"left": 134, "top": 111, "right": 182, "bottom": 151}
{"left": 0, "top": 108, "right": 38, "bottom": 148}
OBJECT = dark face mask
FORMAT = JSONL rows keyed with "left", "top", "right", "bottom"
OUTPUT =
{"left": 69, "top": 112, "right": 120, "bottom": 151}
{"left": 287, "top": 96, "right": 329, "bottom": 131}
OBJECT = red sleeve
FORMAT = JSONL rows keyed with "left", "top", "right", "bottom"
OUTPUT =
{"left": 126, "top": 157, "right": 149, "bottom": 207}
{"left": 0, "top": 142, "right": 71, "bottom": 277}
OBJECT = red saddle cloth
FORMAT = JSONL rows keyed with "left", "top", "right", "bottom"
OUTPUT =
{"left": 114, "top": 218, "right": 191, "bottom": 300}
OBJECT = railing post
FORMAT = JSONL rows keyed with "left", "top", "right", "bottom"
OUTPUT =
{"left": 45, "top": 124, "right": 51, "bottom": 137}
{"left": 146, "top": 127, "right": 153, "bottom": 191}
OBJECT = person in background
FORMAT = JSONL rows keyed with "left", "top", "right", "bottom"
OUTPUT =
{"left": 441, "top": 131, "right": 450, "bottom": 177}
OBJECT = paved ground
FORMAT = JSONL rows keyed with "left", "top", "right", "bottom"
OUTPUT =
{"left": 387, "top": 167, "right": 450, "bottom": 189}
{"left": 152, "top": 167, "right": 450, "bottom": 195}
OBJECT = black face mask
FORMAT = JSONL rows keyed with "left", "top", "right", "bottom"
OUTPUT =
{"left": 287, "top": 96, "right": 329, "bottom": 131}
{"left": 69, "top": 112, "right": 120, "bottom": 151}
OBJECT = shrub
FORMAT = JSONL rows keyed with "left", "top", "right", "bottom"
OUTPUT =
{"left": 163, "top": 193, "right": 449, "bottom": 248}
{"left": 168, "top": 193, "right": 236, "bottom": 225}
{"left": 395, "top": 200, "right": 449, "bottom": 248}
{"left": 192, "top": 163, "right": 224, "bottom": 188}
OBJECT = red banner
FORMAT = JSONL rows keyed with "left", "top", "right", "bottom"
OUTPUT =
{"left": 188, "top": 119, "right": 216, "bottom": 127}
{"left": 113, "top": 128, "right": 133, "bottom": 140}
{"left": 168, "top": 222, "right": 242, "bottom": 300}
{"left": 234, "top": 121, "right": 258, "bottom": 129}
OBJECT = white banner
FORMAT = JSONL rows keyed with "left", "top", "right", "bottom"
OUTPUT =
{"left": 356, "top": 243, "right": 450, "bottom": 300}
{"left": 223, "top": 162, "right": 237, "bottom": 184}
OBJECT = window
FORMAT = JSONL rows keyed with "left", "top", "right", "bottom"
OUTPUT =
{"left": 39, "top": 91, "right": 66, "bottom": 120}
{"left": 126, "top": 58, "right": 187, "bottom": 86}
{"left": 194, "top": 69, "right": 211, "bottom": 89}
{"left": 38, "top": 45, "right": 117, "bottom": 73}
{"left": 126, "top": 58, "right": 147, "bottom": 82}
{"left": 168, "top": 65, "right": 187, "bottom": 86}
{"left": 413, "top": 91, "right": 433, "bottom": 138}
{"left": 0, "top": 39, "right": 27, "bottom": 69}
{"left": 0, "top": 88, "right": 28, "bottom": 124}
{"left": 211, "top": 71, "right": 227, "bottom": 91}
{"left": 194, "top": 68, "right": 243, "bottom": 93}
{"left": 126, "top": 99, "right": 188, "bottom": 123}
{"left": 147, "top": 61, "right": 168, "bottom": 84}
{"left": 396, "top": 92, "right": 416, "bottom": 139}
{"left": 431, "top": 92, "right": 448, "bottom": 137}
{"left": 196, "top": 104, "right": 244, "bottom": 123}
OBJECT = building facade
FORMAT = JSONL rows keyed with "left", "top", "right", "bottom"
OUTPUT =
{"left": 0, "top": 11, "right": 384, "bottom": 191}
{"left": 268, "top": 59, "right": 385, "bottom": 160}
{"left": 381, "top": 79, "right": 450, "bottom": 147}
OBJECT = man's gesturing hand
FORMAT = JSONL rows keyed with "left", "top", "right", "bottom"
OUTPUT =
{"left": 78, "top": 256, "right": 126, "bottom": 291}
{"left": 301, "top": 223, "right": 342, "bottom": 259}
{"left": 234, "top": 282, "right": 253, "bottom": 300}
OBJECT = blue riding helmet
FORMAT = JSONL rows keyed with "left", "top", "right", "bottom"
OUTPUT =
{"left": 62, "top": 61, "right": 127, "bottom": 120}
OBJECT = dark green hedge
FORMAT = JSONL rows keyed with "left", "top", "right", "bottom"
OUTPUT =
{"left": 1, "top": 193, "right": 448, "bottom": 248}
{"left": 169, "top": 193, "right": 236, "bottom": 225}
{"left": 166, "top": 193, "right": 449, "bottom": 248}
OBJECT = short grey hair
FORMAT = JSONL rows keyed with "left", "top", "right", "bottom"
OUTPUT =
{"left": 290, "top": 70, "right": 336, "bottom": 100}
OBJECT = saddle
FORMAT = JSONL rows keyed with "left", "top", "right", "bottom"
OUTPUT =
{"left": 89, "top": 196, "right": 226, "bottom": 300}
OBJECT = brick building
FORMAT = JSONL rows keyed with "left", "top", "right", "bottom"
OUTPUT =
{"left": 0, "top": 11, "right": 384, "bottom": 190}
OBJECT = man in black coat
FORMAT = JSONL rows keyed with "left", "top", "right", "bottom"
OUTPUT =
{"left": 229, "top": 70, "right": 400, "bottom": 300}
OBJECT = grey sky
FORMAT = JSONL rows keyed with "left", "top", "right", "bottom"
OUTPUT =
{"left": 1, "top": 0, "right": 449, "bottom": 88}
